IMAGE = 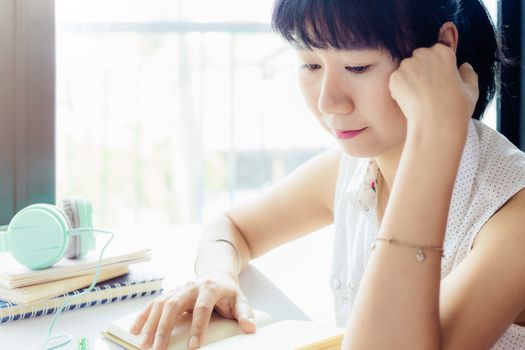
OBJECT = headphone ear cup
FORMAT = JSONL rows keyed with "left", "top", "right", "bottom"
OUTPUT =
{"left": 7, "top": 204, "right": 70, "bottom": 270}
{"left": 59, "top": 197, "right": 95, "bottom": 258}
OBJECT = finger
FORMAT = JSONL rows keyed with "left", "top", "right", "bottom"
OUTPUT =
{"left": 132, "top": 288, "right": 181, "bottom": 335}
{"left": 459, "top": 62, "right": 479, "bottom": 99}
{"left": 130, "top": 301, "right": 154, "bottom": 334}
{"left": 232, "top": 296, "right": 256, "bottom": 333}
{"left": 187, "top": 289, "right": 219, "bottom": 350}
{"left": 140, "top": 298, "right": 167, "bottom": 349}
{"left": 152, "top": 289, "right": 197, "bottom": 350}
{"left": 213, "top": 302, "right": 235, "bottom": 320}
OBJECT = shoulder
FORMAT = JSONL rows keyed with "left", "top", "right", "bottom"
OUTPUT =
{"left": 473, "top": 187, "right": 525, "bottom": 250}
{"left": 297, "top": 147, "right": 342, "bottom": 177}
{"left": 469, "top": 121, "right": 525, "bottom": 249}
{"left": 271, "top": 147, "right": 343, "bottom": 212}
{"left": 440, "top": 187, "right": 525, "bottom": 349}
{"left": 470, "top": 121, "right": 525, "bottom": 201}
{"left": 484, "top": 186, "right": 525, "bottom": 226}
{"left": 473, "top": 120, "right": 525, "bottom": 164}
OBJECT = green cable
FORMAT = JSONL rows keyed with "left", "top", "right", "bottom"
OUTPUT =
{"left": 44, "top": 229, "right": 115, "bottom": 349}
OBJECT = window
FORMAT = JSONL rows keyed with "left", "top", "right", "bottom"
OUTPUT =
{"left": 54, "top": 1, "right": 334, "bottom": 234}
{"left": 497, "top": 0, "right": 525, "bottom": 149}
{"left": 1, "top": 0, "right": 521, "bottom": 228}
{"left": 482, "top": 0, "right": 499, "bottom": 130}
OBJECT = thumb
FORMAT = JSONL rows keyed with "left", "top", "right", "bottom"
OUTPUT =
{"left": 459, "top": 62, "right": 479, "bottom": 101}
{"left": 233, "top": 296, "right": 256, "bottom": 333}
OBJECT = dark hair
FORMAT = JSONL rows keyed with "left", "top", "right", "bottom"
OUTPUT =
{"left": 271, "top": 0, "right": 503, "bottom": 120}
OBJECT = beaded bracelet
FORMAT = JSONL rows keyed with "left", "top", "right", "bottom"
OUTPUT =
{"left": 371, "top": 236, "right": 444, "bottom": 262}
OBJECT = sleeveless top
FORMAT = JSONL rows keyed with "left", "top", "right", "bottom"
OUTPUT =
{"left": 330, "top": 119, "right": 525, "bottom": 349}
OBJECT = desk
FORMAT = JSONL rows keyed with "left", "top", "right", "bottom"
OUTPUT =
{"left": 0, "top": 224, "right": 334, "bottom": 349}
{"left": 0, "top": 265, "right": 310, "bottom": 350}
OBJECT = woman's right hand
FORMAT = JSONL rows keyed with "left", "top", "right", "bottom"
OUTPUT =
{"left": 129, "top": 272, "right": 256, "bottom": 350}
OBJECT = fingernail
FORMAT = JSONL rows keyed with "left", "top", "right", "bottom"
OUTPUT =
{"left": 188, "top": 335, "right": 199, "bottom": 349}
{"left": 248, "top": 316, "right": 255, "bottom": 324}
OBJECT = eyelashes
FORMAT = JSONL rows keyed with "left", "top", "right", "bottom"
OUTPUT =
{"left": 300, "top": 63, "right": 322, "bottom": 71}
{"left": 345, "top": 65, "right": 370, "bottom": 74}
{"left": 299, "top": 64, "right": 371, "bottom": 74}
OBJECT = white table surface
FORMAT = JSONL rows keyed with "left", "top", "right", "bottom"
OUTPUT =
{"left": 0, "top": 223, "right": 335, "bottom": 350}
{"left": 0, "top": 264, "right": 310, "bottom": 350}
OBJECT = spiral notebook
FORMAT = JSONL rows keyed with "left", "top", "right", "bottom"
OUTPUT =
{"left": 0, "top": 267, "right": 163, "bottom": 324}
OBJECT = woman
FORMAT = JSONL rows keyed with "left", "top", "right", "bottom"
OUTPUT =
{"left": 132, "top": 0, "right": 525, "bottom": 349}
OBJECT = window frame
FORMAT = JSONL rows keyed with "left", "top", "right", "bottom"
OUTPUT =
{"left": 497, "top": 0, "right": 524, "bottom": 149}
{"left": 0, "top": 0, "right": 55, "bottom": 225}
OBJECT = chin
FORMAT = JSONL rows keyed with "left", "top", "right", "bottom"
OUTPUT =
{"left": 339, "top": 145, "right": 378, "bottom": 158}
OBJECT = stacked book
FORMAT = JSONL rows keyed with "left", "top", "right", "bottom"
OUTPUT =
{"left": 0, "top": 245, "right": 163, "bottom": 324}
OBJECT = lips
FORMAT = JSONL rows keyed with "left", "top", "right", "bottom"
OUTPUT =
{"left": 334, "top": 127, "right": 367, "bottom": 139}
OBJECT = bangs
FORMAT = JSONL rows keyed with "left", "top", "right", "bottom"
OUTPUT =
{"left": 272, "top": 0, "right": 414, "bottom": 59}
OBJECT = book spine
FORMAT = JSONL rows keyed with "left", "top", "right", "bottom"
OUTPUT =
{"left": 0, "top": 288, "right": 162, "bottom": 324}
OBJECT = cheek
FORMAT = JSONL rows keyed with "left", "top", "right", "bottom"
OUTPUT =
{"left": 375, "top": 102, "right": 407, "bottom": 146}
{"left": 363, "top": 78, "right": 407, "bottom": 142}
{"left": 374, "top": 96, "right": 406, "bottom": 130}
{"left": 368, "top": 73, "right": 404, "bottom": 120}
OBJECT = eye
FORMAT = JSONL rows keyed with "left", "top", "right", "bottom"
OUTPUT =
{"left": 299, "top": 63, "right": 321, "bottom": 71}
{"left": 345, "top": 65, "right": 371, "bottom": 74}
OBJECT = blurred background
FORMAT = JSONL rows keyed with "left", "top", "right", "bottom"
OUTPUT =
{"left": 55, "top": 0, "right": 498, "bottom": 230}
{"left": 55, "top": 0, "right": 334, "bottom": 232}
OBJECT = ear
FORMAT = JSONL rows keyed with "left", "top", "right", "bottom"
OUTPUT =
{"left": 438, "top": 21, "right": 459, "bottom": 53}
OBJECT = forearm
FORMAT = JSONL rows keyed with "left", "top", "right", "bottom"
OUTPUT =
{"left": 343, "top": 127, "right": 466, "bottom": 349}
{"left": 382, "top": 127, "right": 466, "bottom": 245}
{"left": 194, "top": 213, "right": 252, "bottom": 281}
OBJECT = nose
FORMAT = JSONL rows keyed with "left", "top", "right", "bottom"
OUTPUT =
{"left": 318, "top": 69, "right": 353, "bottom": 116}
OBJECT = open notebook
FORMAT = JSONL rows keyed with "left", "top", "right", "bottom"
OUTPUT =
{"left": 103, "top": 309, "right": 345, "bottom": 350}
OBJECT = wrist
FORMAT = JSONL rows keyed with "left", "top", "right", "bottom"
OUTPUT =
{"left": 406, "top": 118, "right": 468, "bottom": 153}
{"left": 193, "top": 239, "right": 242, "bottom": 281}
{"left": 195, "top": 269, "right": 240, "bottom": 284}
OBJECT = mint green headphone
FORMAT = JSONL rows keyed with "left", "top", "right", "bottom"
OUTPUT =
{"left": 0, "top": 197, "right": 96, "bottom": 270}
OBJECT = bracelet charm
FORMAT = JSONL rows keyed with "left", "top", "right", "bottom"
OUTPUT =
{"left": 416, "top": 247, "right": 425, "bottom": 262}
{"left": 371, "top": 236, "right": 444, "bottom": 263}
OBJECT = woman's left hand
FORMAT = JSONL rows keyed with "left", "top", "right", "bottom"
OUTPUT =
{"left": 389, "top": 43, "right": 479, "bottom": 140}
